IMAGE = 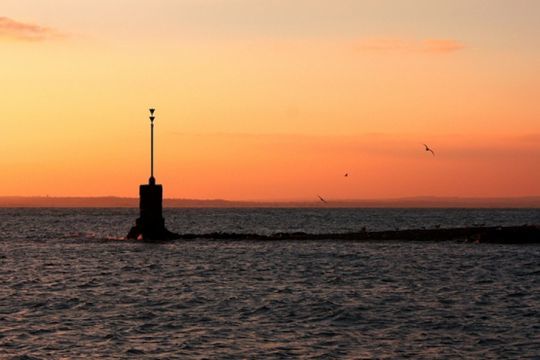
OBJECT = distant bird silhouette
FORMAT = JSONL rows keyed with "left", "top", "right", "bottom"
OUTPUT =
{"left": 344, "top": 173, "right": 349, "bottom": 177}
{"left": 317, "top": 195, "right": 328, "bottom": 203}
{"left": 423, "top": 144, "right": 435, "bottom": 156}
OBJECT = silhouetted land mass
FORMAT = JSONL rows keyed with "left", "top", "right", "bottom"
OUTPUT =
{"left": 1, "top": 196, "right": 540, "bottom": 208}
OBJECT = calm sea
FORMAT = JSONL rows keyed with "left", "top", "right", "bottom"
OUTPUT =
{"left": 1, "top": 208, "right": 539, "bottom": 358}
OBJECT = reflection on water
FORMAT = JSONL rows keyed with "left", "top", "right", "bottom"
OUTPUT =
{"left": 0, "top": 209, "right": 539, "bottom": 358}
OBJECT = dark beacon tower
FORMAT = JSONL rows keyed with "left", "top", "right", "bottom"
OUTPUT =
{"left": 127, "top": 108, "right": 179, "bottom": 241}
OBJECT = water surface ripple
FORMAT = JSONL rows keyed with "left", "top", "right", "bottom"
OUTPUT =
{"left": 0, "top": 209, "right": 539, "bottom": 358}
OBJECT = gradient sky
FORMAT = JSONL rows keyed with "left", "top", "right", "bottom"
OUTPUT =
{"left": 1, "top": 1, "right": 539, "bottom": 200}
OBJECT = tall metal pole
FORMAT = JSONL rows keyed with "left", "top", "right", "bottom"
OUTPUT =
{"left": 149, "top": 108, "right": 155, "bottom": 184}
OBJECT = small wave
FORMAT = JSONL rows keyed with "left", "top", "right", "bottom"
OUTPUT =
{"left": 59, "top": 231, "right": 99, "bottom": 240}
{"left": 125, "top": 348, "right": 145, "bottom": 355}
{"left": 10, "top": 356, "right": 43, "bottom": 360}
{"left": 103, "top": 236, "right": 130, "bottom": 241}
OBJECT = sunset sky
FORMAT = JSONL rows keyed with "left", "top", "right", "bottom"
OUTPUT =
{"left": 1, "top": 1, "right": 539, "bottom": 200}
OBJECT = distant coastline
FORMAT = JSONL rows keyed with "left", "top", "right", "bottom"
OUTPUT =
{"left": 1, "top": 196, "right": 540, "bottom": 208}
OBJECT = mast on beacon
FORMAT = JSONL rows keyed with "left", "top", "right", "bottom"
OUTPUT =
{"left": 149, "top": 108, "right": 156, "bottom": 185}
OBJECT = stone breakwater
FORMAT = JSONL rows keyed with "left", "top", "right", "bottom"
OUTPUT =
{"left": 169, "top": 225, "right": 540, "bottom": 244}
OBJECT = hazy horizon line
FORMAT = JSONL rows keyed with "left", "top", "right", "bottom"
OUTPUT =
{"left": 1, "top": 195, "right": 540, "bottom": 208}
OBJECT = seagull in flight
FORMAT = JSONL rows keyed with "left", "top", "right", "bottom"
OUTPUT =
{"left": 317, "top": 195, "right": 328, "bottom": 203}
{"left": 423, "top": 144, "right": 435, "bottom": 156}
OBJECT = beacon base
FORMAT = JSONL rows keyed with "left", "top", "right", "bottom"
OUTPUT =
{"left": 126, "top": 183, "right": 180, "bottom": 241}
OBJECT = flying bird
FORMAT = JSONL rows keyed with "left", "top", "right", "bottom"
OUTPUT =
{"left": 344, "top": 173, "right": 349, "bottom": 177}
{"left": 423, "top": 144, "right": 435, "bottom": 156}
{"left": 317, "top": 195, "right": 328, "bottom": 203}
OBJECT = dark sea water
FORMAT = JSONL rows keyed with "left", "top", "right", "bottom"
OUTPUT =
{"left": 1, "top": 208, "right": 539, "bottom": 359}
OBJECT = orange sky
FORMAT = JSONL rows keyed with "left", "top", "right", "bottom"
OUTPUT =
{"left": 1, "top": 1, "right": 539, "bottom": 200}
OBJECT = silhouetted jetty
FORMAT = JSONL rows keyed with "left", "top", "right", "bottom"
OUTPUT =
{"left": 172, "top": 225, "right": 540, "bottom": 244}
{"left": 127, "top": 109, "right": 180, "bottom": 241}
